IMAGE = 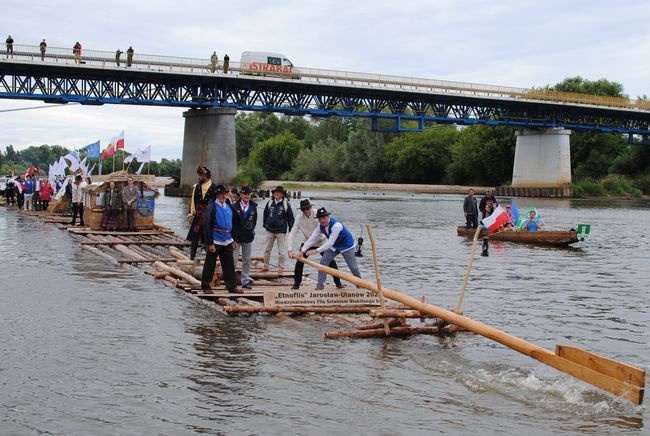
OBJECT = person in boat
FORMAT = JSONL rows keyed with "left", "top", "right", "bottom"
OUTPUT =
{"left": 101, "top": 181, "right": 122, "bottom": 231}
{"left": 231, "top": 185, "right": 257, "bottom": 290}
{"left": 479, "top": 189, "right": 498, "bottom": 219}
{"left": 463, "top": 188, "right": 479, "bottom": 229}
{"left": 288, "top": 199, "right": 344, "bottom": 290}
{"left": 186, "top": 166, "right": 218, "bottom": 260}
{"left": 200, "top": 184, "right": 240, "bottom": 294}
{"left": 521, "top": 210, "right": 543, "bottom": 232}
{"left": 299, "top": 208, "right": 361, "bottom": 290}
{"left": 499, "top": 203, "right": 517, "bottom": 231}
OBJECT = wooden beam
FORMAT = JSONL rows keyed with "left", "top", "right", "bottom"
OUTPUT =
{"left": 223, "top": 305, "right": 379, "bottom": 314}
{"left": 325, "top": 326, "right": 441, "bottom": 339}
{"left": 297, "top": 256, "right": 646, "bottom": 404}
{"left": 117, "top": 258, "right": 178, "bottom": 264}
{"left": 80, "top": 240, "right": 191, "bottom": 246}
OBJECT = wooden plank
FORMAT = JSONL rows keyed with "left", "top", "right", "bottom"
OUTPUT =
{"left": 556, "top": 345, "right": 646, "bottom": 388}
{"left": 80, "top": 240, "right": 191, "bottom": 246}
{"left": 67, "top": 229, "right": 173, "bottom": 235}
{"left": 223, "top": 305, "right": 380, "bottom": 314}
{"left": 325, "top": 326, "right": 441, "bottom": 339}
{"left": 117, "top": 258, "right": 178, "bottom": 264}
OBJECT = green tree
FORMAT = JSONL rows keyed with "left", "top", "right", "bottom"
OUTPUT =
{"left": 570, "top": 132, "right": 627, "bottom": 180}
{"left": 249, "top": 132, "right": 303, "bottom": 179}
{"left": 447, "top": 125, "right": 516, "bottom": 185}
{"left": 4, "top": 145, "right": 20, "bottom": 163}
{"left": 342, "top": 126, "right": 387, "bottom": 182}
{"left": 384, "top": 126, "right": 456, "bottom": 183}
{"left": 290, "top": 137, "right": 346, "bottom": 181}
{"left": 552, "top": 76, "right": 626, "bottom": 98}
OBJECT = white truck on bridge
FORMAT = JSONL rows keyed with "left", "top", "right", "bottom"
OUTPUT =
{"left": 240, "top": 51, "right": 299, "bottom": 78}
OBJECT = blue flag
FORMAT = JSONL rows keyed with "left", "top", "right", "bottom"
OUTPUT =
{"left": 510, "top": 199, "right": 520, "bottom": 225}
{"left": 84, "top": 140, "right": 100, "bottom": 159}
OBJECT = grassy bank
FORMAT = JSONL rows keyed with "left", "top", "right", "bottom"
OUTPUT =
{"left": 260, "top": 180, "right": 493, "bottom": 194}
{"left": 572, "top": 175, "right": 648, "bottom": 198}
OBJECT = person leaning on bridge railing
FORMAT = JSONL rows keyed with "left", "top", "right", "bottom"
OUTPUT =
{"left": 73, "top": 41, "right": 82, "bottom": 64}
{"left": 223, "top": 54, "right": 229, "bottom": 74}
{"left": 115, "top": 48, "right": 123, "bottom": 66}
{"left": 5, "top": 35, "right": 13, "bottom": 58}
{"left": 210, "top": 51, "right": 218, "bottom": 73}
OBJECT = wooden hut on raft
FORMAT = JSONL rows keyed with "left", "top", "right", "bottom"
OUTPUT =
{"left": 83, "top": 171, "right": 160, "bottom": 231}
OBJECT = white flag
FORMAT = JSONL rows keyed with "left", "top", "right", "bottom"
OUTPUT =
{"left": 79, "top": 157, "right": 89, "bottom": 179}
{"left": 64, "top": 150, "right": 80, "bottom": 172}
{"left": 57, "top": 156, "right": 68, "bottom": 174}
{"left": 135, "top": 162, "right": 146, "bottom": 175}
{"left": 124, "top": 145, "right": 151, "bottom": 164}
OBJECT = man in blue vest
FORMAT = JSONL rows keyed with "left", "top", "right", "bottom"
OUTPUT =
{"left": 300, "top": 208, "right": 361, "bottom": 290}
{"left": 200, "top": 184, "right": 240, "bottom": 294}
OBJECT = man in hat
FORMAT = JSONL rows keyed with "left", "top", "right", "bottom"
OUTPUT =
{"left": 231, "top": 185, "right": 257, "bottom": 289}
{"left": 288, "top": 199, "right": 344, "bottom": 290}
{"left": 262, "top": 185, "right": 294, "bottom": 271}
{"left": 186, "top": 166, "right": 219, "bottom": 260}
{"left": 300, "top": 208, "right": 361, "bottom": 290}
{"left": 200, "top": 184, "right": 240, "bottom": 294}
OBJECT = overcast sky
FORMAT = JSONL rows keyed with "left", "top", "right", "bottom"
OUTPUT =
{"left": 1, "top": 0, "right": 649, "bottom": 160}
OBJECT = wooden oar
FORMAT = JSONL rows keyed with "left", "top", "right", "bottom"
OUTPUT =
{"left": 456, "top": 225, "right": 482, "bottom": 313}
{"left": 365, "top": 224, "right": 390, "bottom": 335}
{"left": 296, "top": 256, "right": 645, "bottom": 404}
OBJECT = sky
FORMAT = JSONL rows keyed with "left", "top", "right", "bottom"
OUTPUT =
{"left": 1, "top": 0, "right": 649, "bottom": 160}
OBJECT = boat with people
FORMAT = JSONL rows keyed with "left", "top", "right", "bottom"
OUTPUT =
{"left": 456, "top": 226, "right": 580, "bottom": 246}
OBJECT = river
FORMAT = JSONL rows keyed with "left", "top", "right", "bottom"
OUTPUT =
{"left": 0, "top": 191, "right": 648, "bottom": 435}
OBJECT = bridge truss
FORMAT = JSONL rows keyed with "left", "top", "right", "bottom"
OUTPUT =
{"left": 1, "top": 61, "right": 649, "bottom": 139}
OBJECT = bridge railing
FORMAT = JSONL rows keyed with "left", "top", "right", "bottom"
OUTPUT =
{"left": 2, "top": 43, "right": 648, "bottom": 112}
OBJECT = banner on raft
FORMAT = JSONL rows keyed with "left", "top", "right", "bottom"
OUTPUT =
{"left": 263, "top": 289, "right": 381, "bottom": 307}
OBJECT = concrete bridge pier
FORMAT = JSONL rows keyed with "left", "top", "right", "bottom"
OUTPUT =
{"left": 180, "top": 107, "right": 237, "bottom": 187}
{"left": 511, "top": 127, "right": 572, "bottom": 194}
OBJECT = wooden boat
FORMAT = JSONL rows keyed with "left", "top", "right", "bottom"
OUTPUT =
{"left": 456, "top": 226, "right": 579, "bottom": 246}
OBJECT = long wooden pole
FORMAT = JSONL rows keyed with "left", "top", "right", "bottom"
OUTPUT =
{"left": 456, "top": 224, "right": 482, "bottom": 313}
{"left": 297, "top": 256, "right": 645, "bottom": 404}
{"left": 366, "top": 224, "right": 390, "bottom": 335}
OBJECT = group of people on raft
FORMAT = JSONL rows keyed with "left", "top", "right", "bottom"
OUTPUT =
{"left": 463, "top": 188, "right": 543, "bottom": 232}
{"left": 186, "top": 166, "right": 361, "bottom": 294}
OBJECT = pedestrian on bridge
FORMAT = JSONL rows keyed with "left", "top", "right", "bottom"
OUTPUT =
{"left": 126, "top": 46, "right": 134, "bottom": 67}
{"left": 39, "top": 39, "right": 46, "bottom": 61}
{"left": 210, "top": 51, "right": 218, "bottom": 73}
{"left": 223, "top": 54, "right": 229, "bottom": 74}
{"left": 73, "top": 42, "right": 82, "bottom": 64}
{"left": 115, "top": 49, "right": 123, "bottom": 66}
{"left": 6, "top": 35, "right": 13, "bottom": 58}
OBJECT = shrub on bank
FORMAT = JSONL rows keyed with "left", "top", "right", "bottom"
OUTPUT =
{"left": 234, "top": 161, "right": 265, "bottom": 189}
{"left": 573, "top": 176, "right": 643, "bottom": 198}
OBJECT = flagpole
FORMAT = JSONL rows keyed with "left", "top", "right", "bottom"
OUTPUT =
{"left": 112, "top": 152, "right": 115, "bottom": 174}
{"left": 122, "top": 149, "right": 125, "bottom": 171}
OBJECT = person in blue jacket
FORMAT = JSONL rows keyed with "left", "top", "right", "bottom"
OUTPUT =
{"left": 200, "top": 184, "right": 240, "bottom": 294}
{"left": 300, "top": 208, "right": 361, "bottom": 290}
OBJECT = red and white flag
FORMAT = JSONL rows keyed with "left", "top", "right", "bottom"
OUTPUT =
{"left": 481, "top": 205, "right": 509, "bottom": 231}
{"left": 113, "top": 130, "right": 125, "bottom": 150}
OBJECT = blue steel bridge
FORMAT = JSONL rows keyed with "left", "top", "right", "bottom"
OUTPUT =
{"left": 1, "top": 44, "right": 650, "bottom": 137}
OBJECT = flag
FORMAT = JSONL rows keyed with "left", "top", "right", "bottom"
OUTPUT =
{"left": 517, "top": 205, "right": 542, "bottom": 229}
{"left": 481, "top": 206, "right": 509, "bottom": 232}
{"left": 83, "top": 140, "right": 101, "bottom": 159}
{"left": 64, "top": 150, "right": 80, "bottom": 171}
{"left": 57, "top": 156, "right": 68, "bottom": 173}
{"left": 111, "top": 130, "right": 125, "bottom": 150}
{"left": 102, "top": 143, "right": 115, "bottom": 160}
{"left": 23, "top": 166, "right": 33, "bottom": 178}
{"left": 135, "top": 162, "right": 146, "bottom": 175}
{"left": 79, "top": 158, "right": 89, "bottom": 179}
{"left": 510, "top": 200, "right": 520, "bottom": 225}
{"left": 124, "top": 145, "right": 151, "bottom": 164}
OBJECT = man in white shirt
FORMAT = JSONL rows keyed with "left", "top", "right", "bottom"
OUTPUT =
{"left": 288, "top": 199, "right": 344, "bottom": 290}
{"left": 70, "top": 175, "right": 87, "bottom": 226}
{"left": 300, "top": 208, "right": 361, "bottom": 290}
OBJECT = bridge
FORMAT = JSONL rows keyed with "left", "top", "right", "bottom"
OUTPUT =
{"left": 2, "top": 43, "right": 649, "bottom": 189}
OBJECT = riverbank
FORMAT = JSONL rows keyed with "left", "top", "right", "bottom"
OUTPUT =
{"left": 261, "top": 180, "right": 494, "bottom": 194}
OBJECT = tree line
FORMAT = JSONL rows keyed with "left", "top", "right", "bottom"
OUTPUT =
{"left": 234, "top": 76, "right": 650, "bottom": 196}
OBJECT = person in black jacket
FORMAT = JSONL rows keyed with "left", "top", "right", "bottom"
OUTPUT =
{"left": 186, "top": 166, "right": 219, "bottom": 260}
{"left": 463, "top": 188, "right": 479, "bottom": 229}
{"left": 479, "top": 189, "right": 498, "bottom": 219}
{"left": 262, "top": 185, "right": 294, "bottom": 271}
{"left": 231, "top": 186, "right": 257, "bottom": 289}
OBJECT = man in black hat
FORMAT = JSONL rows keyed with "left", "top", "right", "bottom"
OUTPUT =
{"left": 300, "top": 208, "right": 361, "bottom": 290}
{"left": 186, "top": 166, "right": 218, "bottom": 260}
{"left": 262, "top": 185, "right": 294, "bottom": 271}
{"left": 288, "top": 199, "right": 344, "bottom": 289}
{"left": 231, "top": 185, "right": 257, "bottom": 289}
{"left": 200, "top": 184, "right": 240, "bottom": 294}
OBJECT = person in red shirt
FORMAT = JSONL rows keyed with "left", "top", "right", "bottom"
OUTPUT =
{"left": 39, "top": 178, "right": 54, "bottom": 211}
